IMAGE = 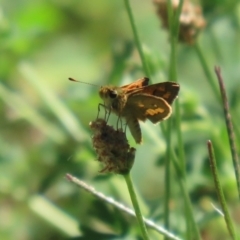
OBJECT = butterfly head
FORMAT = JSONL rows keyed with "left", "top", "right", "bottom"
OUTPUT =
{"left": 99, "top": 86, "right": 127, "bottom": 112}
{"left": 99, "top": 86, "right": 116, "bottom": 107}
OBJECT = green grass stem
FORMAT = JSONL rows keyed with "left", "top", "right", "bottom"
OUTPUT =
{"left": 207, "top": 140, "right": 237, "bottom": 240}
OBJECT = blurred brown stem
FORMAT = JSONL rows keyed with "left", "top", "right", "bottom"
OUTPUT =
{"left": 214, "top": 66, "right": 240, "bottom": 200}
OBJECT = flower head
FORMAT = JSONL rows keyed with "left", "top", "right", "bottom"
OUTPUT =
{"left": 90, "top": 119, "right": 136, "bottom": 174}
{"left": 154, "top": 0, "right": 206, "bottom": 44}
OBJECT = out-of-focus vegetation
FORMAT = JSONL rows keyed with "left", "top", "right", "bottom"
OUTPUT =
{"left": 0, "top": 0, "right": 240, "bottom": 239}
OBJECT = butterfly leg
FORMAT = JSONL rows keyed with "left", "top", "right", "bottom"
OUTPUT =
{"left": 97, "top": 103, "right": 103, "bottom": 119}
{"left": 105, "top": 108, "right": 111, "bottom": 123}
{"left": 97, "top": 103, "right": 111, "bottom": 122}
{"left": 116, "top": 115, "right": 123, "bottom": 130}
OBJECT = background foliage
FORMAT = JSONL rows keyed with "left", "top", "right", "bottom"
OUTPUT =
{"left": 0, "top": 0, "right": 240, "bottom": 239}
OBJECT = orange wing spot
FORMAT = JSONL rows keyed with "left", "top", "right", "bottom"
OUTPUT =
{"left": 138, "top": 103, "right": 145, "bottom": 108}
{"left": 146, "top": 108, "right": 164, "bottom": 115}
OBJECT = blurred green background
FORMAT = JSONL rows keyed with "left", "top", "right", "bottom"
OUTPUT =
{"left": 0, "top": 0, "right": 240, "bottom": 239}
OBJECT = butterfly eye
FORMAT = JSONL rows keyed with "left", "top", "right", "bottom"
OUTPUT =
{"left": 109, "top": 90, "right": 118, "bottom": 98}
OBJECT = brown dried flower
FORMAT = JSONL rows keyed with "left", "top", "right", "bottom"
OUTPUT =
{"left": 154, "top": 0, "right": 206, "bottom": 44}
{"left": 90, "top": 119, "right": 136, "bottom": 174}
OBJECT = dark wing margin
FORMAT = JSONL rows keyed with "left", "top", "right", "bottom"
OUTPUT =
{"left": 142, "top": 82, "right": 179, "bottom": 104}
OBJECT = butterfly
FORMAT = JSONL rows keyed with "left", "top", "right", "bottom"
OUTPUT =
{"left": 99, "top": 77, "right": 179, "bottom": 143}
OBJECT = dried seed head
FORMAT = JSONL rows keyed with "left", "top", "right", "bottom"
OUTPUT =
{"left": 90, "top": 119, "right": 136, "bottom": 174}
{"left": 154, "top": 0, "right": 206, "bottom": 45}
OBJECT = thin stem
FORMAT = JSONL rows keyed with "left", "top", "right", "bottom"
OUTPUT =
{"left": 175, "top": 100, "right": 186, "bottom": 172}
{"left": 170, "top": 148, "right": 201, "bottom": 240}
{"left": 164, "top": 1, "right": 176, "bottom": 236}
{"left": 207, "top": 141, "right": 237, "bottom": 240}
{"left": 167, "top": 0, "right": 173, "bottom": 30}
{"left": 166, "top": 1, "right": 191, "bottom": 239}
{"left": 123, "top": 0, "right": 150, "bottom": 76}
{"left": 123, "top": 172, "right": 150, "bottom": 240}
{"left": 171, "top": 0, "right": 186, "bottom": 174}
{"left": 168, "top": 0, "right": 186, "bottom": 173}
{"left": 173, "top": 0, "right": 184, "bottom": 35}
{"left": 66, "top": 174, "right": 182, "bottom": 240}
{"left": 194, "top": 42, "right": 240, "bottom": 141}
{"left": 194, "top": 43, "right": 220, "bottom": 101}
{"left": 164, "top": 119, "right": 172, "bottom": 232}
{"left": 214, "top": 67, "right": 240, "bottom": 200}
{"left": 163, "top": 123, "right": 201, "bottom": 240}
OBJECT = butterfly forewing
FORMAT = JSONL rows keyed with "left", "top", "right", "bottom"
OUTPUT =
{"left": 121, "top": 77, "right": 149, "bottom": 94}
{"left": 140, "top": 82, "right": 179, "bottom": 104}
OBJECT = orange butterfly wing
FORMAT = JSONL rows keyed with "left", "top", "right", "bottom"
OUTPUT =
{"left": 121, "top": 77, "right": 149, "bottom": 93}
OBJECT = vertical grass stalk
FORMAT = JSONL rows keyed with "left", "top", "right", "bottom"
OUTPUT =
{"left": 207, "top": 140, "right": 237, "bottom": 239}
{"left": 123, "top": 0, "right": 150, "bottom": 76}
{"left": 123, "top": 172, "right": 150, "bottom": 240}
{"left": 166, "top": 1, "right": 199, "bottom": 239}
{"left": 214, "top": 67, "right": 240, "bottom": 200}
{"left": 164, "top": 118, "right": 172, "bottom": 231}
{"left": 167, "top": 1, "right": 202, "bottom": 239}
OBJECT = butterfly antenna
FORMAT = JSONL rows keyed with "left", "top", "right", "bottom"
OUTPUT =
{"left": 68, "top": 77, "right": 99, "bottom": 87}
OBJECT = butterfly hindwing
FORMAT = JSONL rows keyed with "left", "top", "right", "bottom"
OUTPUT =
{"left": 123, "top": 94, "right": 171, "bottom": 123}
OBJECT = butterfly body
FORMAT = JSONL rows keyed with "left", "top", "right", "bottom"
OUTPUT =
{"left": 99, "top": 77, "right": 179, "bottom": 143}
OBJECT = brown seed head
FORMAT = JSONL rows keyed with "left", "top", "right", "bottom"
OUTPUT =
{"left": 90, "top": 119, "right": 135, "bottom": 174}
{"left": 153, "top": 0, "right": 206, "bottom": 44}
